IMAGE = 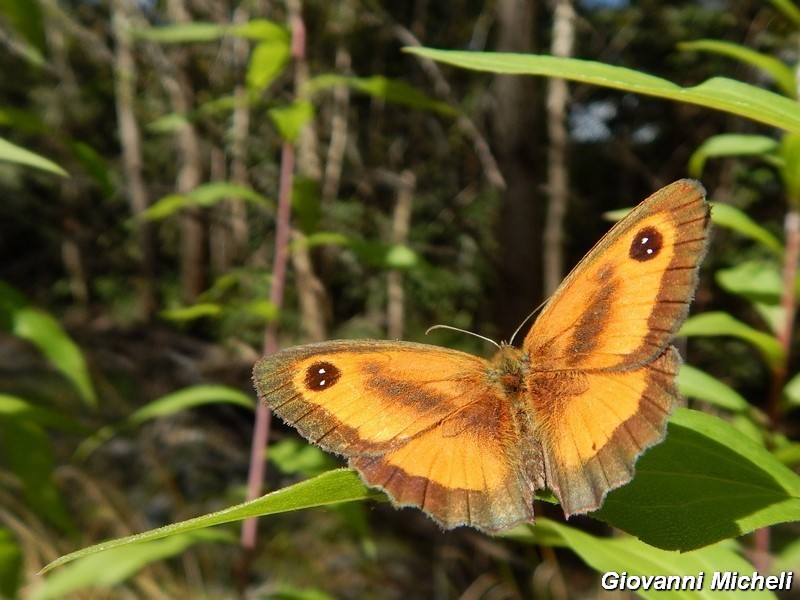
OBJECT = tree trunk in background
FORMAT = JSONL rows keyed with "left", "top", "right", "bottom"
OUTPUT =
{"left": 166, "top": 0, "right": 206, "bottom": 303}
{"left": 544, "top": 0, "right": 575, "bottom": 296}
{"left": 210, "top": 3, "right": 252, "bottom": 274}
{"left": 112, "top": 0, "right": 157, "bottom": 319}
{"left": 492, "top": 0, "right": 543, "bottom": 339}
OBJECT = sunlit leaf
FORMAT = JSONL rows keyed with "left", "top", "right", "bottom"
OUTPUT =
{"left": 0, "top": 136, "right": 67, "bottom": 176}
{"left": 134, "top": 22, "right": 225, "bottom": 43}
{"left": 709, "top": 202, "right": 783, "bottom": 255}
{"left": 505, "top": 519, "right": 773, "bottom": 600}
{"left": 765, "top": 0, "right": 800, "bottom": 28}
{"left": 33, "top": 530, "right": 232, "bottom": 600}
{"left": 688, "top": 133, "right": 780, "bottom": 178}
{"left": 160, "top": 303, "right": 222, "bottom": 321}
{"left": 247, "top": 38, "right": 290, "bottom": 92}
{"left": 404, "top": 49, "right": 800, "bottom": 133}
{"left": 0, "top": 0, "right": 45, "bottom": 63}
{"left": 779, "top": 133, "right": 800, "bottom": 206}
{"left": 595, "top": 409, "right": 800, "bottom": 551}
{"left": 0, "top": 394, "right": 84, "bottom": 433}
{"left": 128, "top": 385, "right": 254, "bottom": 425}
{"left": 242, "top": 299, "right": 279, "bottom": 321}
{"left": 142, "top": 182, "right": 272, "bottom": 220}
{"left": 679, "top": 365, "right": 749, "bottom": 412}
{"left": 42, "top": 469, "right": 382, "bottom": 573}
{"left": 228, "top": 19, "right": 289, "bottom": 43}
{"left": 784, "top": 372, "right": 800, "bottom": 407}
{"left": 715, "top": 261, "right": 782, "bottom": 305}
{"left": 268, "top": 438, "right": 338, "bottom": 477}
{"left": 679, "top": 40, "right": 796, "bottom": 98}
{"left": 268, "top": 100, "right": 314, "bottom": 142}
{"left": 680, "top": 312, "right": 784, "bottom": 369}
{"left": 0, "top": 281, "right": 96, "bottom": 405}
{"left": 146, "top": 112, "right": 189, "bottom": 133}
{"left": 306, "top": 75, "right": 457, "bottom": 116}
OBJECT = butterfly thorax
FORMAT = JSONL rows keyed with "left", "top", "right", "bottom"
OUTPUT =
{"left": 487, "top": 344, "right": 530, "bottom": 406}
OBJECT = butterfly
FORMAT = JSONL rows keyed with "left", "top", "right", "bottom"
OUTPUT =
{"left": 253, "top": 179, "right": 710, "bottom": 533}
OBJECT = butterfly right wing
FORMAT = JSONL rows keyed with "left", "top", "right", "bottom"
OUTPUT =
{"left": 522, "top": 181, "right": 709, "bottom": 516}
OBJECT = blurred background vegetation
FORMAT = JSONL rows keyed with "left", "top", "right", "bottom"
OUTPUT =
{"left": 1, "top": 0, "right": 800, "bottom": 598}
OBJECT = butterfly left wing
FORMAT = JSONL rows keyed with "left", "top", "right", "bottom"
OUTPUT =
{"left": 525, "top": 180, "right": 710, "bottom": 516}
{"left": 253, "top": 340, "right": 541, "bottom": 531}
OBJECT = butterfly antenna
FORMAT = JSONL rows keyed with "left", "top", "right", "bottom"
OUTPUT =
{"left": 508, "top": 298, "right": 548, "bottom": 346}
{"left": 426, "top": 324, "right": 502, "bottom": 350}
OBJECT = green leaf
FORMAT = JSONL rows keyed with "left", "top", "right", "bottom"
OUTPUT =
{"left": 268, "top": 100, "right": 314, "bottom": 142}
{"left": 715, "top": 261, "right": 782, "bottom": 304}
{"left": 709, "top": 202, "right": 783, "bottom": 255}
{"left": 774, "top": 535, "right": 800, "bottom": 574}
{"left": 688, "top": 134, "right": 780, "bottom": 178}
{"left": 262, "top": 586, "right": 337, "bottom": 600}
{"left": 292, "top": 176, "right": 322, "bottom": 235}
{"left": 268, "top": 438, "right": 337, "bottom": 477}
{"left": 47, "top": 410, "right": 800, "bottom": 569}
{"left": 69, "top": 141, "right": 113, "bottom": 196}
{"left": 595, "top": 409, "right": 800, "bottom": 551}
{"left": 228, "top": 19, "right": 289, "bottom": 43}
{"left": 32, "top": 530, "right": 232, "bottom": 600}
{"left": 678, "top": 365, "right": 749, "bottom": 412}
{"left": 160, "top": 303, "right": 222, "bottom": 321}
{"left": 306, "top": 75, "right": 457, "bottom": 116}
{"left": 679, "top": 40, "right": 796, "bottom": 99}
{"left": 0, "top": 0, "right": 46, "bottom": 63}
{"left": 0, "top": 527, "right": 21, "bottom": 599}
{"left": 146, "top": 112, "right": 189, "bottom": 133}
{"left": 680, "top": 312, "right": 784, "bottom": 370}
{"left": 128, "top": 385, "right": 254, "bottom": 425}
{"left": 296, "top": 231, "right": 351, "bottom": 248}
{"left": 506, "top": 519, "right": 776, "bottom": 600}
{"left": 0, "top": 394, "right": 85, "bottom": 433}
{"left": 765, "top": 0, "right": 800, "bottom": 28}
{"left": 242, "top": 299, "right": 279, "bottom": 322}
{"left": 76, "top": 385, "right": 255, "bottom": 462}
{"left": 779, "top": 133, "right": 800, "bottom": 205}
{"left": 0, "top": 418, "right": 74, "bottom": 533}
{"left": 0, "top": 281, "right": 96, "bottom": 405}
{"left": 142, "top": 182, "right": 272, "bottom": 221}
{"left": 0, "top": 136, "right": 67, "bottom": 176}
{"left": 134, "top": 22, "right": 226, "bottom": 43}
{"left": 41, "top": 469, "right": 382, "bottom": 573}
{"left": 247, "top": 38, "right": 290, "bottom": 93}
{"left": 715, "top": 262, "right": 785, "bottom": 334}
{"left": 784, "top": 372, "right": 800, "bottom": 407}
{"left": 351, "top": 240, "right": 420, "bottom": 269}
{"left": 403, "top": 49, "right": 800, "bottom": 134}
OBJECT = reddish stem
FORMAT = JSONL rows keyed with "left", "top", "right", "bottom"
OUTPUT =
{"left": 236, "top": 5, "right": 305, "bottom": 589}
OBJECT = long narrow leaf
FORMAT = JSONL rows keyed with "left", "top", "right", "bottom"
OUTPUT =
{"left": 404, "top": 49, "right": 800, "bottom": 134}
{"left": 679, "top": 40, "right": 796, "bottom": 98}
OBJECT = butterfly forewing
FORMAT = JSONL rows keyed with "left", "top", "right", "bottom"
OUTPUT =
{"left": 253, "top": 339, "right": 537, "bottom": 531}
{"left": 525, "top": 179, "right": 709, "bottom": 371}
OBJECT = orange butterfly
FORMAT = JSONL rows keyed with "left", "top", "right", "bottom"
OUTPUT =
{"left": 253, "top": 180, "right": 710, "bottom": 532}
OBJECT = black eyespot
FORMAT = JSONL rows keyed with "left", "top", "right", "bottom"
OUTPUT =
{"left": 629, "top": 226, "right": 663, "bottom": 262}
{"left": 304, "top": 361, "right": 341, "bottom": 391}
